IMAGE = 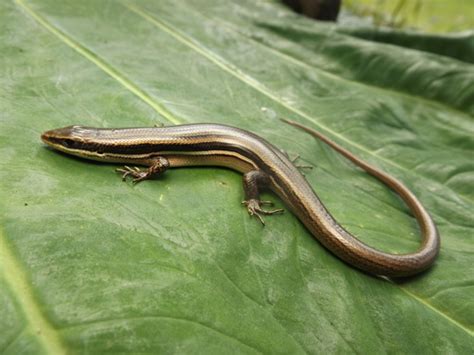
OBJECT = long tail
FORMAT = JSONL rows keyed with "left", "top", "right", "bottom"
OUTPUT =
{"left": 282, "top": 118, "right": 440, "bottom": 277}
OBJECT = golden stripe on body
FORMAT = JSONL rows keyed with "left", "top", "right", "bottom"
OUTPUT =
{"left": 41, "top": 122, "right": 440, "bottom": 277}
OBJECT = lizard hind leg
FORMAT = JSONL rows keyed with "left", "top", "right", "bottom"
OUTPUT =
{"left": 241, "top": 170, "right": 284, "bottom": 225}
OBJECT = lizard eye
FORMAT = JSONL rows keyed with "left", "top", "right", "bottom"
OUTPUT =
{"left": 62, "top": 139, "right": 80, "bottom": 149}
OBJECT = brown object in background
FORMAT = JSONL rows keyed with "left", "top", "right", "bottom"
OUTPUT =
{"left": 283, "top": 0, "right": 342, "bottom": 21}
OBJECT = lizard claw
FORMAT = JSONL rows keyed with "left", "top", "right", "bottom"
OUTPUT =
{"left": 116, "top": 166, "right": 151, "bottom": 183}
{"left": 242, "top": 199, "right": 284, "bottom": 225}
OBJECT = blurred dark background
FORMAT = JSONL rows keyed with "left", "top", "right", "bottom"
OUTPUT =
{"left": 283, "top": 0, "right": 341, "bottom": 21}
{"left": 282, "top": 0, "right": 474, "bottom": 33}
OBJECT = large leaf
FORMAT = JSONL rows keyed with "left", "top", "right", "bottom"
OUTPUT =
{"left": 1, "top": 0, "right": 473, "bottom": 353}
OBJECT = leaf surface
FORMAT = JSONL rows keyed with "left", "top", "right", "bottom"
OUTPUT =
{"left": 1, "top": 0, "right": 473, "bottom": 353}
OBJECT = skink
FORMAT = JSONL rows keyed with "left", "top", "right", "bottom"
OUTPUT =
{"left": 41, "top": 119, "right": 440, "bottom": 277}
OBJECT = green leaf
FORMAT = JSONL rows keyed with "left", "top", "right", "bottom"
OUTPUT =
{"left": 1, "top": 0, "right": 473, "bottom": 353}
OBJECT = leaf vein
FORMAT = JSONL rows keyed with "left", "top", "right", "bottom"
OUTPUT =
{"left": 399, "top": 286, "right": 474, "bottom": 335}
{"left": 60, "top": 315, "right": 263, "bottom": 354}
{"left": 14, "top": 0, "right": 180, "bottom": 125}
{"left": 0, "top": 228, "right": 67, "bottom": 354}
